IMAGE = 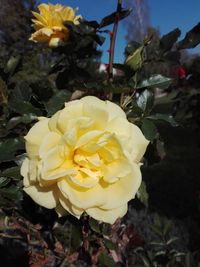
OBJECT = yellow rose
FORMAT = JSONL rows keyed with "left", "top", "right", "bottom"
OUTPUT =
{"left": 21, "top": 96, "right": 149, "bottom": 224}
{"left": 29, "top": 3, "right": 81, "bottom": 47}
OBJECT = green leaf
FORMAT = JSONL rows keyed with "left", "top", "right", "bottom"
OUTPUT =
{"left": 0, "top": 138, "right": 24, "bottom": 163}
{"left": 177, "top": 22, "right": 200, "bottom": 49}
{"left": 141, "top": 119, "right": 158, "bottom": 141}
{"left": 125, "top": 41, "right": 141, "bottom": 57}
{"left": 89, "top": 217, "right": 101, "bottom": 233}
{"left": 99, "top": 8, "right": 132, "bottom": 28}
{"left": 150, "top": 241, "right": 165, "bottom": 247}
{"left": 0, "top": 177, "right": 11, "bottom": 188}
{"left": 15, "top": 153, "right": 27, "bottom": 166}
{"left": 166, "top": 237, "right": 179, "bottom": 245}
{"left": 9, "top": 101, "right": 41, "bottom": 116}
{"left": 103, "top": 238, "right": 117, "bottom": 250}
{"left": 70, "top": 224, "right": 82, "bottom": 251}
{"left": 136, "top": 74, "right": 172, "bottom": 90}
{"left": 140, "top": 255, "right": 150, "bottom": 267}
{"left": 9, "top": 83, "right": 42, "bottom": 116}
{"left": 45, "top": 90, "right": 72, "bottom": 116}
{"left": 64, "top": 20, "right": 94, "bottom": 35}
{"left": 31, "top": 79, "right": 53, "bottom": 101}
{"left": 137, "top": 181, "right": 149, "bottom": 207}
{"left": 136, "top": 90, "right": 154, "bottom": 113}
{"left": 185, "top": 253, "right": 193, "bottom": 267}
{"left": 12, "top": 83, "right": 32, "bottom": 102}
{"left": 0, "top": 185, "right": 22, "bottom": 201}
{"left": 101, "top": 223, "right": 112, "bottom": 236}
{"left": 2, "top": 166, "right": 21, "bottom": 181}
{"left": 4, "top": 56, "right": 21, "bottom": 76}
{"left": 125, "top": 45, "right": 144, "bottom": 72}
{"left": 6, "top": 114, "right": 37, "bottom": 130}
{"left": 98, "top": 253, "right": 116, "bottom": 267}
{"left": 155, "top": 250, "right": 166, "bottom": 257}
{"left": 147, "top": 114, "right": 178, "bottom": 126}
{"left": 159, "top": 28, "right": 181, "bottom": 52}
{"left": 0, "top": 78, "right": 8, "bottom": 104}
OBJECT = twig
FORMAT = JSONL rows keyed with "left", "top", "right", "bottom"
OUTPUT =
{"left": 108, "top": 0, "right": 122, "bottom": 100}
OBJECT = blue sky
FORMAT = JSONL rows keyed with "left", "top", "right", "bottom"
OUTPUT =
{"left": 38, "top": 0, "right": 200, "bottom": 63}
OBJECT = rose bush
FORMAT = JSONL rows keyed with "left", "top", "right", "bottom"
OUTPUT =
{"left": 21, "top": 96, "right": 149, "bottom": 224}
{"left": 30, "top": 3, "right": 81, "bottom": 47}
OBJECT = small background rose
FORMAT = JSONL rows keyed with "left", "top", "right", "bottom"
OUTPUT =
{"left": 30, "top": 3, "right": 81, "bottom": 47}
{"left": 21, "top": 96, "right": 149, "bottom": 224}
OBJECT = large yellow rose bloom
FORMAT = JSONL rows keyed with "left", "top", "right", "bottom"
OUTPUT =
{"left": 29, "top": 3, "right": 81, "bottom": 47}
{"left": 21, "top": 96, "right": 149, "bottom": 224}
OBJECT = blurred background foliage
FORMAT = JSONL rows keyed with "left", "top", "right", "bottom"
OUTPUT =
{"left": 0, "top": 0, "right": 200, "bottom": 266}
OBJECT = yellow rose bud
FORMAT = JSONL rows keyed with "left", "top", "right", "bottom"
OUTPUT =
{"left": 29, "top": 3, "right": 81, "bottom": 47}
{"left": 21, "top": 96, "right": 149, "bottom": 224}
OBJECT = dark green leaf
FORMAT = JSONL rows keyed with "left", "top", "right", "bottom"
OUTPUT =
{"left": 9, "top": 101, "right": 41, "bottom": 116}
{"left": 125, "top": 45, "right": 144, "bottom": 72}
{"left": 64, "top": 20, "right": 95, "bottom": 35}
{"left": 9, "top": 85, "right": 41, "bottom": 115}
{"left": 141, "top": 119, "right": 158, "bottom": 141}
{"left": 89, "top": 217, "right": 101, "bottom": 233}
{"left": 31, "top": 79, "right": 53, "bottom": 101}
{"left": 136, "top": 90, "right": 154, "bottom": 113}
{"left": 150, "top": 225, "right": 163, "bottom": 237}
{"left": 177, "top": 22, "right": 200, "bottom": 49}
{"left": 103, "top": 238, "right": 117, "bottom": 250}
{"left": 125, "top": 41, "right": 141, "bottom": 57}
{"left": 0, "top": 138, "right": 24, "bottom": 163}
{"left": 0, "top": 177, "right": 11, "bottom": 188}
{"left": 150, "top": 241, "right": 165, "bottom": 247}
{"left": 6, "top": 114, "right": 37, "bottom": 130}
{"left": 2, "top": 166, "right": 21, "bottom": 181}
{"left": 0, "top": 78, "right": 8, "bottom": 104}
{"left": 101, "top": 223, "right": 112, "bottom": 236}
{"left": 159, "top": 28, "right": 181, "bottom": 52}
{"left": 15, "top": 153, "right": 27, "bottom": 166}
{"left": 166, "top": 237, "right": 179, "bottom": 245}
{"left": 185, "top": 253, "right": 192, "bottom": 267}
{"left": 45, "top": 90, "right": 72, "bottom": 116}
{"left": 4, "top": 56, "right": 21, "bottom": 76}
{"left": 147, "top": 114, "right": 178, "bottom": 126}
{"left": 98, "top": 253, "right": 116, "bottom": 267}
{"left": 99, "top": 8, "right": 132, "bottom": 28}
{"left": 0, "top": 185, "right": 22, "bottom": 201}
{"left": 140, "top": 255, "right": 150, "bottom": 267}
{"left": 84, "top": 82, "right": 101, "bottom": 90}
{"left": 136, "top": 74, "right": 172, "bottom": 90}
{"left": 71, "top": 224, "right": 82, "bottom": 251}
{"left": 12, "top": 83, "right": 32, "bottom": 102}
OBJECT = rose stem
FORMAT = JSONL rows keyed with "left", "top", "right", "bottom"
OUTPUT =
{"left": 107, "top": 0, "right": 122, "bottom": 100}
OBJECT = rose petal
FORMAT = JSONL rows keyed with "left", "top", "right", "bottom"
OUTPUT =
{"left": 25, "top": 118, "right": 50, "bottom": 158}
{"left": 82, "top": 100, "right": 108, "bottom": 130}
{"left": 39, "top": 132, "right": 61, "bottom": 158}
{"left": 86, "top": 204, "right": 127, "bottom": 224}
{"left": 103, "top": 159, "right": 132, "bottom": 183}
{"left": 59, "top": 193, "right": 83, "bottom": 218}
{"left": 106, "top": 100, "right": 126, "bottom": 121}
{"left": 24, "top": 184, "right": 59, "bottom": 209}
{"left": 129, "top": 124, "right": 150, "bottom": 162}
{"left": 100, "top": 163, "right": 141, "bottom": 209}
{"left": 58, "top": 178, "right": 106, "bottom": 209}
